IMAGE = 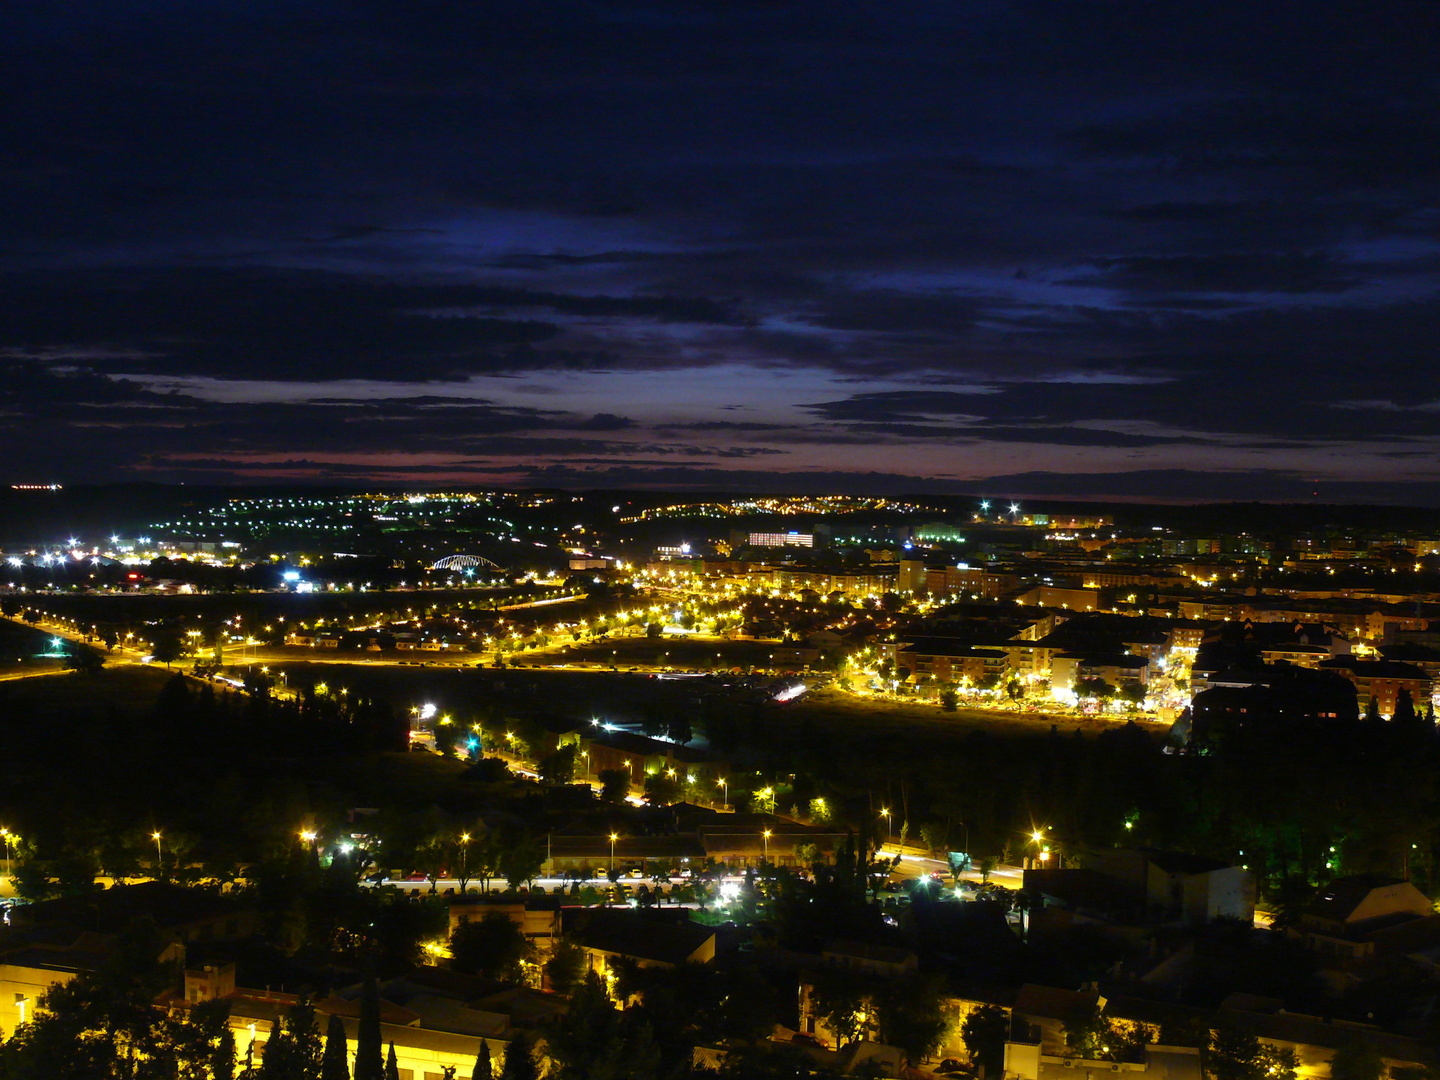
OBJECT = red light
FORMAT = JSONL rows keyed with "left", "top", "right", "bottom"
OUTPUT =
{"left": 127, "top": 573, "right": 139, "bottom": 580}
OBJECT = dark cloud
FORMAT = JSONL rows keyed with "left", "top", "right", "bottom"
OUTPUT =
{"left": 1, "top": 2, "right": 1438, "bottom": 495}
{"left": 804, "top": 392, "right": 999, "bottom": 424}
{"left": 1091, "top": 254, "right": 1360, "bottom": 296}
{"left": 0, "top": 272, "right": 753, "bottom": 383}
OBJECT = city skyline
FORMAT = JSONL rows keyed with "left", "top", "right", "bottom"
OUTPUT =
{"left": 3, "top": 4, "right": 1439, "bottom": 501}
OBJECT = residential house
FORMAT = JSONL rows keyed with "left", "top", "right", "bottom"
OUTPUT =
{"left": 1292, "top": 875, "right": 1438, "bottom": 965}
{"left": 1087, "top": 849, "right": 1254, "bottom": 925}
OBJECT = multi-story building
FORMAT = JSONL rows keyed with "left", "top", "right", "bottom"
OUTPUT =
{"left": 1016, "top": 586, "right": 1099, "bottom": 611}
{"left": 894, "top": 639, "right": 1010, "bottom": 687}
{"left": 1318, "top": 658, "right": 1433, "bottom": 716}
{"left": 920, "top": 564, "right": 1020, "bottom": 599}
{"left": 748, "top": 531, "right": 813, "bottom": 548}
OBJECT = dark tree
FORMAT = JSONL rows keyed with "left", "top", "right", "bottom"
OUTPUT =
{"left": 353, "top": 973, "right": 384, "bottom": 1080}
{"left": 62, "top": 643, "right": 105, "bottom": 676}
{"left": 150, "top": 629, "right": 184, "bottom": 668}
{"left": 808, "top": 968, "right": 869, "bottom": 1049}
{"left": 498, "top": 833, "right": 545, "bottom": 889}
{"left": 500, "top": 1034, "right": 539, "bottom": 1080}
{"left": 665, "top": 713, "right": 693, "bottom": 745}
{"left": 1392, "top": 688, "right": 1417, "bottom": 727}
{"left": 544, "top": 939, "right": 586, "bottom": 996}
{"left": 874, "top": 976, "right": 948, "bottom": 1065}
{"left": 1208, "top": 1025, "right": 1264, "bottom": 1080}
{"left": 642, "top": 773, "right": 682, "bottom": 806}
{"left": 474, "top": 1040, "right": 493, "bottom": 1080}
{"left": 322, "top": 1013, "right": 350, "bottom": 1080}
{"left": 213, "top": 1015, "right": 238, "bottom": 1080}
{"left": 450, "top": 912, "right": 530, "bottom": 980}
{"left": 258, "top": 999, "right": 322, "bottom": 1079}
{"left": 539, "top": 745, "right": 578, "bottom": 785}
{"left": 598, "top": 768, "right": 629, "bottom": 804}
{"left": 385, "top": 1044, "right": 400, "bottom": 1080}
{"left": 1329, "top": 1037, "right": 1383, "bottom": 1080}
{"left": 961, "top": 1005, "right": 1009, "bottom": 1078}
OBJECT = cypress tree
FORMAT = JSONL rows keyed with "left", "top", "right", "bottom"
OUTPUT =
{"left": 214, "top": 1023, "right": 236, "bottom": 1080}
{"left": 1394, "top": 688, "right": 1418, "bottom": 727}
{"left": 474, "top": 1040, "right": 492, "bottom": 1080}
{"left": 321, "top": 1013, "right": 350, "bottom": 1080}
{"left": 499, "top": 1034, "right": 538, "bottom": 1080}
{"left": 385, "top": 1043, "right": 400, "bottom": 1080}
{"left": 353, "top": 972, "right": 383, "bottom": 1080}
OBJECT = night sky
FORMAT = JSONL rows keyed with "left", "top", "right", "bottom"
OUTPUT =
{"left": 3, "top": 3, "right": 1439, "bottom": 501}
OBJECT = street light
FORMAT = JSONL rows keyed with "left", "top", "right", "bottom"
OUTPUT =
{"left": 1029, "top": 828, "right": 1046, "bottom": 869}
{"left": 460, "top": 833, "right": 470, "bottom": 883}
{"left": 880, "top": 807, "right": 891, "bottom": 841}
{"left": 152, "top": 831, "right": 164, "bottom": 875}
{"left": 717, "top": 778, "right": 727, "bottom": 810}
{"left": 0, "top": 829, "right": 17, "bottom": 877}
{"left": 763, "top": 829, "right": 771, "bottom": 864}
{"left": 609, "top": 833, "right": 618, "bottom": 876}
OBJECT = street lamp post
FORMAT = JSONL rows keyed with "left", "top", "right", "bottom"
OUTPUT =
{"left": 880, "top": 807, "right": 891, "bottom": 842}
{"left": 717, "top": 778, "right": 727, "bottom": 810}
{"left": 762, "top": 829, "right": 771, "bottom": 865}
{"left": 460, "top": 832, "right": 470, "bottom": 886}
{"left": 609, "top": 833, "right": 619, "bottom": 877}
{"left": 152, "top": 831, "right": 164, "bottom": 877}
{"left": 0, "top": 829, "right": 16, "bottom": 878}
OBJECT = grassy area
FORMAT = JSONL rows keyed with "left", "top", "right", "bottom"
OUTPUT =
{"left": 0, "top": 663, "right": 173, "bottom": 719}
{"left": 253, "top": 659, "right": 1162, "bottom": 754}
{"left": 0, "top": 620, "right": 69, "bottom": 677}
{"left": 523, "top": 632, "right": 783, "bottom": 671}
{"left": 783, "top": 687, "right": 1157, "bottom": 742}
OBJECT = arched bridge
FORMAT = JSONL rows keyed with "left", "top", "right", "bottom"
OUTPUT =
{"left": 431, "top": 554, "right": 502, "bottom": 572}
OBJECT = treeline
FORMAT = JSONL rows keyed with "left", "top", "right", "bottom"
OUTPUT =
{"left": 675, "top": 694, "right": 1440, "bottom": 902}
{"left": 0, "top": 674, "right": 408, "bottom": 890}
